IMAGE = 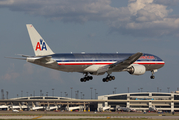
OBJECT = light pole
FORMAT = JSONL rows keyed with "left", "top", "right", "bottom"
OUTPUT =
{"left": 167, "top": 87, "right": 170, "bottom": 93}
{"left": 1, "top": 89, "right": 4, "bottom": 99}
{"left": 21, "top": 90, "right": 23, "bottom": 97}
{"left": 6, "top": 91, "right": 8, "bottom": 99}
{"left": 90, "top": 87, "right": 93, "bottom": 99}
{"left": 52, "top": 89, "right": 54, "bottom": 96}
{"left": 70, "top": 87, "right": 73, "bottom": 99}
{"left": 94, "top": 89, "right": 96, "bottom": 99}
{"left": 46, "top": 92, "right": 48, "bottom": 96}
{"left": 114, "top": 87, "right": 117, "bottom": 94}
{"left": 157, "top": 87, "right": 159, "bottom": 92}
{"left": 64, "top": 92, "right": 66, "bottom": 97}
{"left": 40, "top": 90, "right": 42, "bottom": 97}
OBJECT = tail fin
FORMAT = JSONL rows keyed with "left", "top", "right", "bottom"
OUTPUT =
{"left": 26, "top": 24, "right": 54, "bottom": 56}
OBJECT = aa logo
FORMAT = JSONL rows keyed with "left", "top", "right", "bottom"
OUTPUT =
{"left": 35, "top": 39, "right": 47, "bottom": 51}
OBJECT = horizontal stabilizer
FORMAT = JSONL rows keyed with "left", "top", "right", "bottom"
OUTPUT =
{"left": 5, "top": 57, "right": 27, "bottom": 60}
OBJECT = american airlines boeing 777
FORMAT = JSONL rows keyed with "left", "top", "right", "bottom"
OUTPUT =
{"left": 9, "top": 24, "right": 165, "bottom": 82}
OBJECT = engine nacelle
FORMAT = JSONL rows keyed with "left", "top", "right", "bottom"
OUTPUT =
{"left": 128, "top": 65, "right": 146, "bottom": 75}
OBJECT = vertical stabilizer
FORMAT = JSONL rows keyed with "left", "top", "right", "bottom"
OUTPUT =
{"left": 26, "top": 24, "right": 54, "bottom": 56}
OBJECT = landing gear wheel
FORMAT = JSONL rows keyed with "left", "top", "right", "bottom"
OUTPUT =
{"left": 89, "top": 76, "right": 93, "bottom": 80}
{"left": 102, "top": 78, "right": 106, "bottom": 82}
{"left": 85, "top": 77, "right": 89, "bottom": 81}
{"left": 81, "top": 73, "right": 93, "bottom": 82}
{"left": 102, "top": 74, "right": 115, "bottom": 82}
{"left": 109, "top": 77, "right": 112, "bottom": 81}
{"left": 150, "top": 75, "right": 155, "bottom": 79}
{"left": 106, "top": 78, "right": 109, "bottom": 82}
{"left": 112, "top": 76, "right": 115, "bottom": 80}
{"left": 80, "top": 78, "right": 84, "bottom": 82}
{"left": 150, "top": 70, "right": 155, "bottom": 79}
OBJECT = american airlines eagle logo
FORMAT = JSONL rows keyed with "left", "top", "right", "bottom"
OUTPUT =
{"left": 35, "top": 39, "right": 47, "bottom": 51}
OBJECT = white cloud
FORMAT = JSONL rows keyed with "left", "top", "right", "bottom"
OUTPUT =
{"left": 23, "top": 63, "right": 34, "bottom": 75}
{"left": 0, "top": 0, "right": 14, "bottom": 5}
{"left": 1, "top": 73, "right": 19, "bottom": 80}
{"left": 153, "top": 0, "right": 179, "bottom": 6}
{"left": 0, "top": 0, "right": 179, "bottom": 37}
{"left": 0, "top": 63, "right": 19, "bottom": 80}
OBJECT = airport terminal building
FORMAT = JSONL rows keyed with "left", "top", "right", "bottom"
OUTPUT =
{"left": 98, "top": 92, "right": 179, "bottom": 112}
{"left": 1, "top": 92, "right": 179, "bottom": 112}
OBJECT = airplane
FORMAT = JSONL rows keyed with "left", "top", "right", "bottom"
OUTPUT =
{"left": 98, "top": 106, "right": 114, "bottom": 112}
{"left": 10, "top": 106, "right": 21, "bottom": 109}
{"left": 12, "top": 109, "right": 19, "bottom": 113}
{"left": 66, "top": 106, "right": 84, "bottom": 111}
{"left": 116, "top": 106, "right": 135, "bottom": 112}
{"left": 46, "top": 106, "right": 60, "bottom": 111}
{"left": 31, "top": 106, "right": 44, "bottom": 111}
{"left": 0, "top": 105, "right": 9, "bottom": 109}
{"left": 148, "top": 105, "right": 157, "bottom": 112}
{"left": 8, "top": 24, "right": 165, "bottom": 82}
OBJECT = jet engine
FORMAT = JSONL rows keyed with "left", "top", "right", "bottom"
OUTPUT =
{"left": 128, "top": 65, "right": 146, "bottom": 75}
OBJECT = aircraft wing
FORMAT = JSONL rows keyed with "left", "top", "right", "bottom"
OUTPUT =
{"left": 97, "top": 52, "right": 143, "bottom": 74}
{"left": 109, "top": 52, "right": 143, "bottom": 70}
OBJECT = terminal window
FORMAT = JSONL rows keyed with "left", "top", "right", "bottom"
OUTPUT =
{"left": 152, "top": 94, "right": 171, "bottom": 96}
{"left": 108, "top": 95, "right": 127, "bottom": 100}
{"left": 130, "top": 94, "right": 149, "bottom": 96}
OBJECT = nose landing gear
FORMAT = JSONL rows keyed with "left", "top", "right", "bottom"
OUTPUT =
{"left": 150, "top": 70, "right": 156, "bottom": 79}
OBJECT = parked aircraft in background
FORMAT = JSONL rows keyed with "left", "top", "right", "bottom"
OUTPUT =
{"left": 12, "top": 109, "right": 19, "bottom": 113}
{"left": 0, "top": 105, "right": 9, "bottom": 109}
{"left": 8, "top": 24, "right": 165, "bottom": 82}
{"left": 46, "top": 106, "right": 60, "bottom": 111}
{"left": 31, "top": 106, "right": 44, "bottom": 111}
{"left": 66, "top": 106, "right": 84, "bottom": 111}
{"left": 148, "top": 105, "right": 157, "bottom": 112}
{"left": 98, "top": 106, "right": 114, "bottom": 112}
{"left": 116, "top": 106, "right": 135, "bottom": 112}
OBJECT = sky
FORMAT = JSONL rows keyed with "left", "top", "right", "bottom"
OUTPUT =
{"left": 0, "top": 0, "right": 179, "bottom": 99}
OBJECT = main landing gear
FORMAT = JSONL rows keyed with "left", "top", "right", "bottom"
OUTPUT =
{"left": 102, "top": 74, "right": 115, "bottom": 82}
{"left": 150, "top": 70, "right": 155, "bottom": 79}
{"left": 80, "top": 73, "right": 93, "bottom": 82}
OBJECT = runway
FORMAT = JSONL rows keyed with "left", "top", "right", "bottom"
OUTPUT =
{"left": 0, "top": 115, "right": 179, "bottom": 119}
